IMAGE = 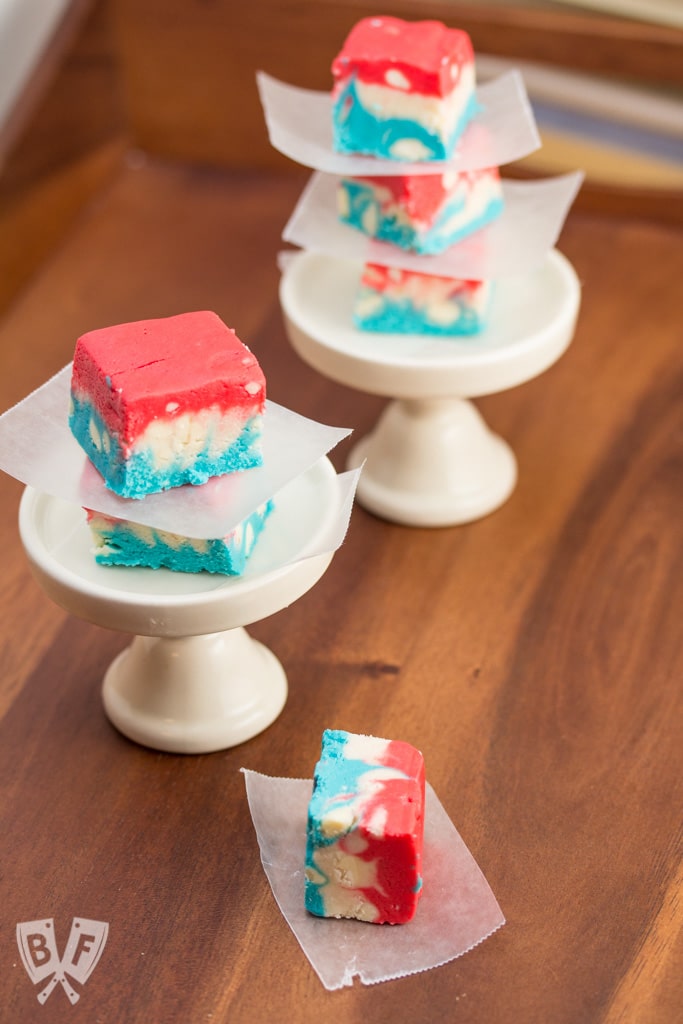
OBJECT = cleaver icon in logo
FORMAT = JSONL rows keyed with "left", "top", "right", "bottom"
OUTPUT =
{"left": 17, "top": 917, "right": 109, "bottom": 1004}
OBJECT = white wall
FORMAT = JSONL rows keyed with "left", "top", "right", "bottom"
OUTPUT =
{"left": 0, "top": 0, "right": 72, "bottom": 134}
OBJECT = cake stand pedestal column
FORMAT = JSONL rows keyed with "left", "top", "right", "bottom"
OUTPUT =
{"left": 348, "top": 395, "right": 516, "bottom": 526}
{"left": 102, "top": 628, "right": 287, "bottom": 754}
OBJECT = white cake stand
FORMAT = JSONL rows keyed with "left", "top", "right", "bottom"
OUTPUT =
{"left": 280, "top": 250, "right": 580, "bottom": 526}
{"left": 18, "top": 458, "right": 339, "bottom": 754}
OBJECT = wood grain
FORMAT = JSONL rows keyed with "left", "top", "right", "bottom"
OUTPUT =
{"left": 0, "top": 158, "right": 681, "bottom": 1023}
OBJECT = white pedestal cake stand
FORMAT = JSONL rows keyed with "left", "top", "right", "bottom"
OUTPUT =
{"left": 18, "top": 458, "right": 338, "bottom": 754}
{"left": 280, "top": 250, "right": 580, "bottom": 527}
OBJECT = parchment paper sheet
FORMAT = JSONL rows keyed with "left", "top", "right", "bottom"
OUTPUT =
{"left": 257, "top": 70, "right": 540, "bottom": 175}
{"left": 0, "top": 366, "right": 351, "bottom": 539}
{"left": 283, "top": 170, "right": 584, "bottom": 280}
{"left": 243, "top": 769, "right": 505, "bottom": 990}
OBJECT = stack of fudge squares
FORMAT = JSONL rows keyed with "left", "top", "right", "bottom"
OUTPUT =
{"left": 69, "top": 310, "right": 273, "bottom": 575}
{"left": 331, "top": 15, "right": 504, "bottom": 337}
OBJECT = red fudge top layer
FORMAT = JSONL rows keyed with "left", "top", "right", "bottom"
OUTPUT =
{"left": 332, "top": 16, "right": 474, "bottom": 97}
{"left": 71, "top": 311, "right": 265, "bottom": 443}
{"left": 362, "top": 264, "right": 482, "bottom": 293}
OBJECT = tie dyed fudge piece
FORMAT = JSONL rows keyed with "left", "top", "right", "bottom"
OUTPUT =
{"left": 354, "top": 264, "right": 492, "bottom": 336}
{"left": 69, "top": 311, "right": 266, "bottom": 499}
{"left": 305, "top": 728, "right": 425, "bottom": 924}
{"left": 337, "top": 167, "right": 503, "bottom": 255}
{"left": 331, "top": 16, "right": 477, "bottom": 162}
{"left": 85, "top": 500, "right": 273, "bottom": 575}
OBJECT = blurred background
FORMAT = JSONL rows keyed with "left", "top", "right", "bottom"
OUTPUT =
{"left": 1, "top": 0, "right": 681, "bottom": 317}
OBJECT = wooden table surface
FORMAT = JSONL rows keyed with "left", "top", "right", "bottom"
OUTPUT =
{"left": 0, "top": 158, "right": 681, "bottom": 1023}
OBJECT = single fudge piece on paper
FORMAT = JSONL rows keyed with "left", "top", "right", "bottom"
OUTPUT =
{"left": 354, "top": 264, "right": 492, "bottom": 336}
{"left": 69, "top": 310, "right": 266, "bottom": 499}
{"left": 337, "top": 168, "right": 503, "bottom": 254}
{"left": 331, "top": 16, "right": 477, "bottom": 162}
{"left": 305, "top": 728, "right": 425, "bottom": 924}
{"left": 86, "top": 500, "right": 273, "bottom": 575}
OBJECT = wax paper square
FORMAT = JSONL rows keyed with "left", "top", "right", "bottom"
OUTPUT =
{"left": 242, "top": 769, "right": 505, "bottom": 989}
{"left": 257, "top": 70, "right": 540, "bottom": 175}
{"left": 0, "top": 366, "right": 351, "bottom": 539}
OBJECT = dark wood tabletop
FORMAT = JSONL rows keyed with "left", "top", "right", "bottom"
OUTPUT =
{"left": 1, "top": 150, "right": 681, "bottom": 1023}
{"left": 1, "top": 0, "right": 683, "bottom": 1014}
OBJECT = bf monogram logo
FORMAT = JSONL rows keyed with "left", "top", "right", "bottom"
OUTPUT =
{"left": 16, "top": 918, "right": 109, "bottom": 1004}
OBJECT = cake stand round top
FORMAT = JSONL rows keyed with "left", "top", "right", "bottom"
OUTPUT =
{"left": 280, "top": 249, "right": 580, "bottom": 399}
{"left": 19, "top": 457, "right": 338, "bottom": 639}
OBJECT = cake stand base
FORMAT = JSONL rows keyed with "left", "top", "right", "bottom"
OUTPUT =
{"left": 348, "top": 396, "right": 516, "bottom": 527}
{"left": 102, "top": 627, "right": 287, "bottom": 754}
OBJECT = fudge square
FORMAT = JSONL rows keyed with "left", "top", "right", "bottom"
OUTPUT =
{"left": 354, "top": 263, "right": 493, "bottom": 336}
{"left": 331, "top": 15, "right": 477, "bottom": 162}
{"left": 69, "top": 311, "right": 266, "bottom": 499}
{"left": 86, "top": 499, "right": 273, "bottom": 575}
{"left": 305, "top": 728, "right": 425, "bottom": 924}
{"left": 337, "top": 167, "right": 504, "bottom": 255}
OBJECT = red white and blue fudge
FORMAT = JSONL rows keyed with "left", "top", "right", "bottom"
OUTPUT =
{"left": 337, "top": 167, "right": 504, "bottom": 254}
{"left": 69, "top": 311, "right": 266, "bottom": 499}
{"left": 354, "top": 264, "right": 492, "bottom": 336}
{"left": 305, "top": 728, "right": 425, "bottom": 924}
{"left": 331, "top": 16, "right": 478, "bottom": 162}
{"left": 85, "top": 500, "right": 273, "bottom": 575}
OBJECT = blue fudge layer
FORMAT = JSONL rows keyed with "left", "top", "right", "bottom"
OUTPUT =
{"left": 354, "top": 293, "right": 491, "bottom": 336}
{"left": 69, "top": 395, "right": 263, "bottom": 499}
{"left": 332, "top": 78, "right": 479, "bottom": 162}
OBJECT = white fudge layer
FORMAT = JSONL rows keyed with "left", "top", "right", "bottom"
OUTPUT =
{"left": 127, "top": 406, "right": 258, "bottom": 469}
{"left": 71, "top": 389, "right": 264, "bottom": 498}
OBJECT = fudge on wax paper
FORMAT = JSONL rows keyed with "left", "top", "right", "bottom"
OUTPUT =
{"left": 337, "top": 167, "right": 503, "bottom": 255}
{"left": 69, "top": 311, "right": 265, "bottom": 499}
{"left": 331, "top": 16, "right": 478, "bottom": 162}
{"left": 305, "top": 728, "right": 425, "bottom": 925}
